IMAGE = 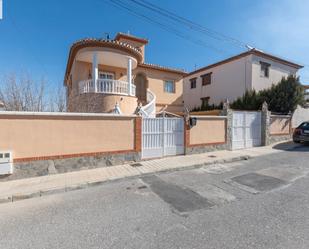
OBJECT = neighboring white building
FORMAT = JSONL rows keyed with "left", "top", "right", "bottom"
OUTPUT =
{"left": 183, "top": 49, "right": 303, "bottom": 110}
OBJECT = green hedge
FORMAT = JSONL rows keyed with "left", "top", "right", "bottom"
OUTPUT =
{"left": 230, "top": 75, "right": 305, "bottom": 114}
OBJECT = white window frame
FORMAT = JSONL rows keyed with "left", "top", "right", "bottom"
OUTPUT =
{"left": 164, "top": 80, "right": 175, "bottom": 93}
{"left": 99, "top": 71, "right": 115, "bottom": 80}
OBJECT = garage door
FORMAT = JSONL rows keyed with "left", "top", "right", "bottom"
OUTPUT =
{"left": 232, "top": 111, "right": 262, "bottom": 150}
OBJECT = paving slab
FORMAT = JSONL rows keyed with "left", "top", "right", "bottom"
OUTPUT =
{"left": 0, "top": 141, "right": 294, "bottom": 204}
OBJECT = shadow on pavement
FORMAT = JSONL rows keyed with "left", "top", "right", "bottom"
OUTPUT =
{"left": 273, "top": 141, "right": 309, "bottom": 152}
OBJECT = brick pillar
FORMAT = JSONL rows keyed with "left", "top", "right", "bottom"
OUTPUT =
{"left": 261, "top": 101, "right": 271, "bottom": 146}
{"left": 183, "top": 107, "right": 191, "bottom": 154}
{"left": 134, "top": 117, "right": 142, "bottom": 153}
{"left": 184, "top": 121, "right": 190, "bottom": 154}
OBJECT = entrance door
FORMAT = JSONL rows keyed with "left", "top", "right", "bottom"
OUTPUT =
{"left": 134, "top": 73, "right": 148, "bottom": 103}
{"left": 142, "top": 117, "right": 184, "bottom": 159}
{"left": 232, "top": 111, "right": 262, "bottom": 150}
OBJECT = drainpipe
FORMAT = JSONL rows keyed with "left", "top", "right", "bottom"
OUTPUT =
{"left": 92, "top": 52, "right": 98, "bottom": 92}
{"left": 127, "top": 57, "right": 132, "bottom": 96}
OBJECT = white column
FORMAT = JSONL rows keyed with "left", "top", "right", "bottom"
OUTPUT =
{"left": 127, "top": 57, "right": 132, "bottom": 96}
{"left": 92, "top": 52, "right": 98, "bottom": 92}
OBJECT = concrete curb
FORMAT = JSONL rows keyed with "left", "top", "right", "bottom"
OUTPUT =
{"left": 0, "top": 155, "right": 251, "bottom": 205}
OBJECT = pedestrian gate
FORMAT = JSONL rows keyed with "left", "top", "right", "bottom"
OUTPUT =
{"left": 142, "top": 117, "right": 184, "bottom": 159}
{"left": 232, "top": 111, "right": 262, "bottom": 150}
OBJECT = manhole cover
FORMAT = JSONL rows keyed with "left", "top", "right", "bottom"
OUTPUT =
{"left": 130, "top": 163, "right": 143, "bottom": 167}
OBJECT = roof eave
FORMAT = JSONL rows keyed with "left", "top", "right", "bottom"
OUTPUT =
{"left": 139, "top": 63, "right": 188, "bottom": 76}
{"left": 63, "top": 39, "right": 144, "bottom": 85}
{"left": 115, "top": 32, "right": 149, "bottom": 44}
{"left": 187, "top": 50, "right": 303, "bottom": 77}
{"left": 249, "top": 50, "right": 303, "bottom": 69}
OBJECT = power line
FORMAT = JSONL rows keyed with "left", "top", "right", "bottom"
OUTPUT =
{"left": 127, "top": 0, "right": 309, "bottom": 70}
{"left": 103, "top": 0, "right": 230, "bottom": 55}
{"left": 127, "top": 0, "right": 248, "bottom": 49}
{"left": 107, "top": 0, "right": 229, "bottom": 55}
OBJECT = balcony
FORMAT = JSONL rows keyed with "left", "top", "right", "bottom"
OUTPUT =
{"left": 79, "top": 79, "right": 136, "bottom": 96}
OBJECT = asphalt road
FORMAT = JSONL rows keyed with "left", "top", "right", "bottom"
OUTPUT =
{"left": 1, "top": 143, "right": 309, "bottom": 249}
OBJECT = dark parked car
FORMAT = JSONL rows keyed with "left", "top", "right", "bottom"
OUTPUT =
{"left": 293, "top": 122, "right": 309, "bottom": 143}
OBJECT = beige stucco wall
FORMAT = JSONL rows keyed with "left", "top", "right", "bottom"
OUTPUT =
{"left": 68, "top": 59, "right": 184, "bottom": 114}
{"left": 270, "top": 116, "right": 291, "bottom": 135}
{"left": 68, "top": 61, "right": 138, "bottom": 114}
{"left": 183, "top": 56, "right": 252, "bottom": 109}
{"left": 184, "top": 54, "right": 299, "bottom": 111}
{"left": 135, "top": 67, "right": 184, "bottom": 113}
{"left": 71, "top": 61, "right": 128, "bottom": 90}
{"left": 190, "top": 117, "right": 226, "bottom": 145}
{"left": 0, "top": 114, "right": 136, "bottom": 160}
{"left": 251, "top": 55, "right": 298, "bottom": 91}
{"left": 292, "top": 105, "right": 309, "bottom": 128}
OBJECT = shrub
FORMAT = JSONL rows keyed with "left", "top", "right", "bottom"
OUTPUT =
{"left": 230, "top": 75, "right": 305, "bottom": 114}
{"left": 191, "top": 102, "right": 223, "bottom": 112}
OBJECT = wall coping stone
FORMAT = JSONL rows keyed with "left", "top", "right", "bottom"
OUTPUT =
{"left": 190, "top": 115, "right": 227, "bottom": 119}
{"left": 0, "top": 111, "right": 137, "bottom": 118}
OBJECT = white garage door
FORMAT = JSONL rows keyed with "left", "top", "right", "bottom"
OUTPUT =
{"left": 232, "top": 111, "right": 262, "bottom": 150}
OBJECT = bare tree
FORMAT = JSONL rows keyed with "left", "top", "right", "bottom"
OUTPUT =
{"left": 48, "top": 85, "right": 67, "bottom": 112}
{"left": 0, "top": 73, "right": 47, "bottom": 111}
{"left": 0, "top": 73, "right": 68, "bottom": 112}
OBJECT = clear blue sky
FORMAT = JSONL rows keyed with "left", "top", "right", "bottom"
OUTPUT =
{"left": 0, "top": 0, "right": 309, "bottom": 88}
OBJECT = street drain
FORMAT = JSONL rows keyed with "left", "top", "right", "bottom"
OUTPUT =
{"left": 130, "top": 163, "right": 143, "bottom": 167}
{"left": 208, "top": 155, "right": 217, "bottom": 158}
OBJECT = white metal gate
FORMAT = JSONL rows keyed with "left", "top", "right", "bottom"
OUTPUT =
{"left": 232, "top": 111, "right": 262, "bottom": 150}
{"left": 142, "top": 117, "right": 184, "bottom": 159}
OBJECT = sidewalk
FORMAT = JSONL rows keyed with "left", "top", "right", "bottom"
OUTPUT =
{"left": 0, "top": 143, "right": 291, "bottom": 203}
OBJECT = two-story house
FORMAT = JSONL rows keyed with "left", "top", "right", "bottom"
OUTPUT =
{"left": 183, "top": 49, "right": 303, "bottom": 110}
{"left": 64, "top": 33, "right": 187, "bottom": 117}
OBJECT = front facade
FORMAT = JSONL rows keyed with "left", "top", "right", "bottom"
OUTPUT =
{"left": 183, "top": 49, "right": 303, "bottom": 110}
{"left": 64, "top": 33, "right": 186, "bottom": 116}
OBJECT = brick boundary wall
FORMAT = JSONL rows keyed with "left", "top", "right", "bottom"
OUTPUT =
{"left": 0, "top": 103, "right": 292, "bottom": 181}
{"left": 184, "top": 116, "right": 228, "bottom": 155}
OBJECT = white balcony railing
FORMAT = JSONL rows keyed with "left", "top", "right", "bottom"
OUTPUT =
{"left": 79, "top": 79, "right": 136, "bottom": 96}
{"left": 139, "top": 89, "right": 156, "bottom": 118}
